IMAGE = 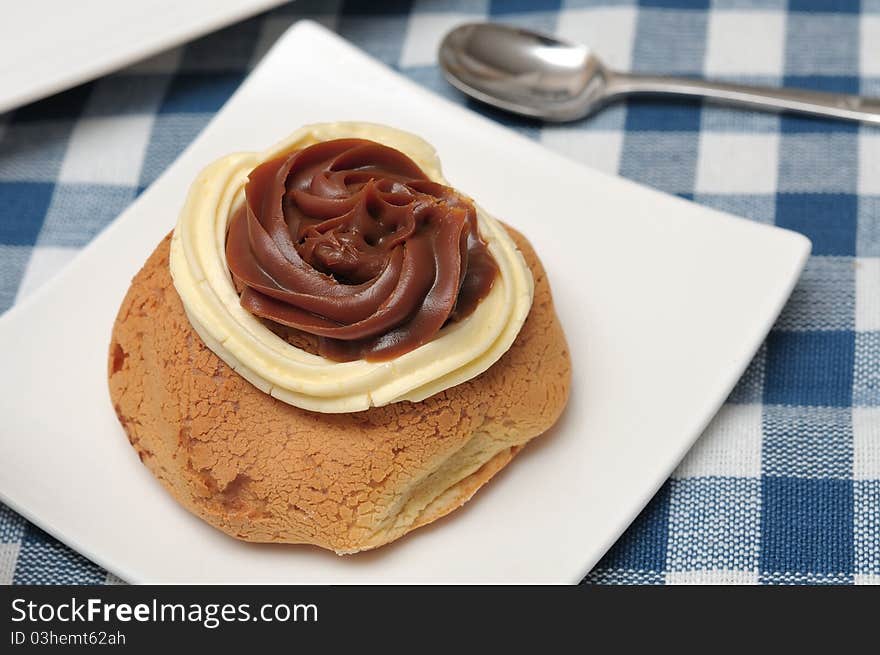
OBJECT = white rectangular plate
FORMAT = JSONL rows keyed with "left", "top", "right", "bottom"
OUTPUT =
{"left": 0, "top": 22, "right": 810, "bottom": 584}
{"left": 0, "top": 0, "right": 287, "bottom": 113}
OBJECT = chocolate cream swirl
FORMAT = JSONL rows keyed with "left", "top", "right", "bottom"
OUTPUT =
{"left": 225, "top": 139, "right": 498, "bottom": 361}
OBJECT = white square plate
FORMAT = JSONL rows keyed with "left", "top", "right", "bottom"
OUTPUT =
{"left": 0, "top": 22, "right": 810, "bottom": 584}
{"left": 0, "top": 0, "right": 288, "bottom": 113}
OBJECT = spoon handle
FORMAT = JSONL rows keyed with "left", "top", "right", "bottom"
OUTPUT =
{"left": 608, "top": 72, "right": 880, "bottom": 124}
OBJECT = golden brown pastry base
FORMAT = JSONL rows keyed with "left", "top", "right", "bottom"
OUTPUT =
{"left": 108, "top": 228, "right": 570, "bottom": 554}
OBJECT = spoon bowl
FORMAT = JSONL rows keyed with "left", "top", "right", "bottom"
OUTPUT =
{"left": 439, "top": 23, "right": 612, "bottom": 121}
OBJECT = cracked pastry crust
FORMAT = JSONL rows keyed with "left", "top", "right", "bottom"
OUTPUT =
{"left": 108, "top": 227, "right": 570, "bottom": 554}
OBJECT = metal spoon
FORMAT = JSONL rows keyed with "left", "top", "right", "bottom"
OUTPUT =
{"left": 439, "top": 22, "right": 880, "bottom": 124}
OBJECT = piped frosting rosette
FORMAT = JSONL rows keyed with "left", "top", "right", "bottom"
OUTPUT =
{"left": 169, "top": 122, "right": 534, "bottom": 413}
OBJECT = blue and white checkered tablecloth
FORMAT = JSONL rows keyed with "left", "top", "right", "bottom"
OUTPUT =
{"left": 1, "top": 0, "right": 878, "bottom": 585}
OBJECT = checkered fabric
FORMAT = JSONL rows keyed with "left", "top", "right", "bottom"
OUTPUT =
{"left": 1, "top": 0, "right": 878, "bottom": 585}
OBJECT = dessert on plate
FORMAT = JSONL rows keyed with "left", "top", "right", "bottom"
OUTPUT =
{"left": 108, "top": 122, "right": 570, "bottom": 554}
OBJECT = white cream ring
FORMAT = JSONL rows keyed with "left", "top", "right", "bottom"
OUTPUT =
{"left": 169, "top": 122, "right": 534, "bottom": 413}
